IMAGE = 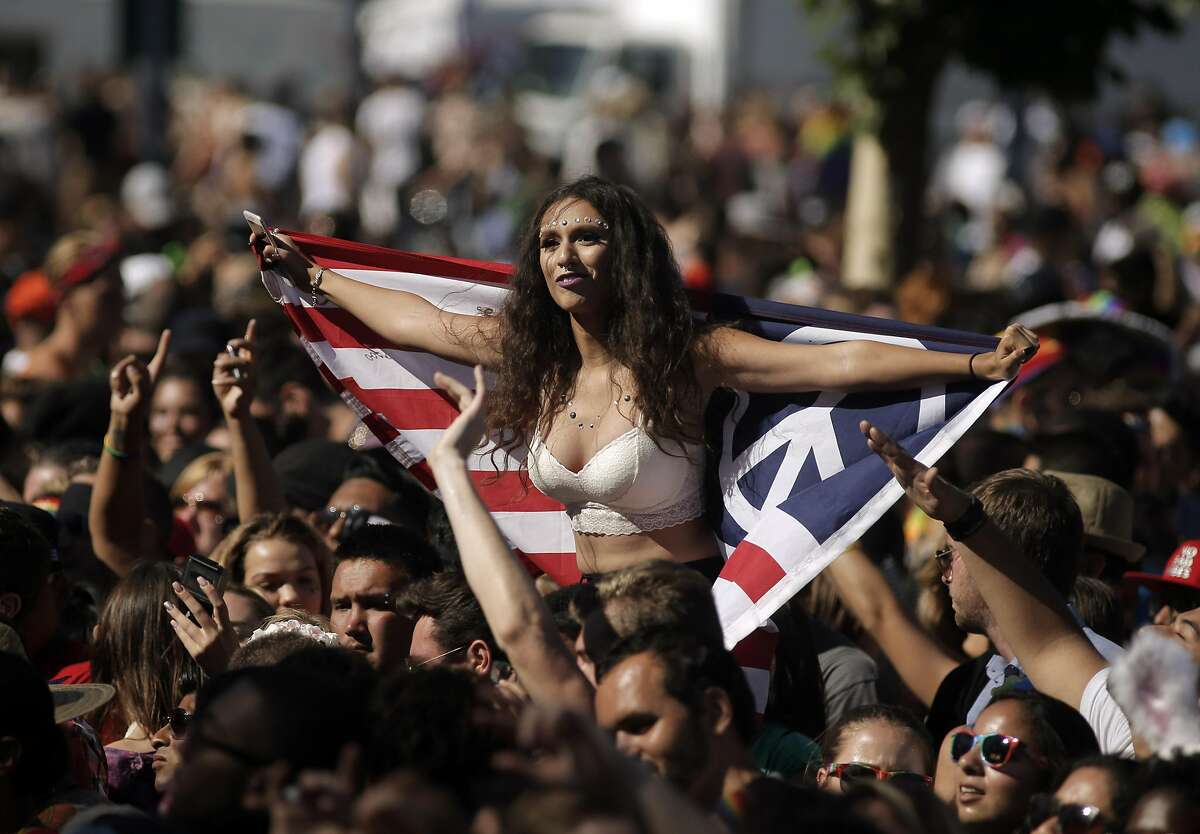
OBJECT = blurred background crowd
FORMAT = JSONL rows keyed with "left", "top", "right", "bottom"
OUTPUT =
{"left": 1, "top": 1, "right": 1200, "bottom": 834}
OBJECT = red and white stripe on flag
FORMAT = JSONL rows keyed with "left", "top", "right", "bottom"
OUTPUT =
{"left": 264, "top": 232, "right": 581, "bottom": 585}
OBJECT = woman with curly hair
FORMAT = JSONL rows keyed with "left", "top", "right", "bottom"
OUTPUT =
{"left": 258, "top": 176, "right": 1037, "bottom": 580}
{"left": 210, "top": 512, "right": 331, "bottom": 614}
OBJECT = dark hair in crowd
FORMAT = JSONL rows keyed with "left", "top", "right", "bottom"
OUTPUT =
{"left": 228, "top": 632, "right": 319, "bottom": 670}
{"left": 368, "top": 667, "right": 503, "bottom": 807}
{"left": 970, "top": 469, "right": 1083, "bottom": 597}
{"left": 541, "top": 586, "right": 583, "bottom": 642}
{"left": 192, "top": 654, "right": 370, "bottom": 773}
{"left": 90, "top": 562, "right": 203, "bottom": 735}
{"left": 1061, "top": 755, "right": 1142, "bottom": 828}
{"left": 1133, "top": 754, "right": 1200, "bottom": 813}
{"left": 820, "top": 703, "right": 935, "bottom": 774}
{"left": 335, "top": 523, "right": 443, "bottom": 580}
{"left": 488, "top": 176, "right": 711, "bottom": 456}
{"left": 340, "top": 450, "right": 434, "bottom": 532}
{"left": 0, "top": 507, "right": 52, "bottom": 628}
{"left": 396, "top": 571, "right": 498, "bottom": 659}
{"left": 987, "top": 691, "right": 1099, "bottom": 787}
{"left": 596, "top": 629, "right": 757, "bottom": 746}
{"left": 0, "top": 653, "right": 67, "bottom": 802}
{"left": 1069, "top": 577, "right": 1127, "bottom": 645}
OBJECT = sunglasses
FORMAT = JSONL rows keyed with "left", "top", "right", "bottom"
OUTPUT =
{"left": 1027, "top": 794, "right": 1110, "bottom": 834}
{"left": 168, "top": 707, "right": 191, "bottom": 739}
{"left": 949, "top": 731, "right": 1042, "bottom": 769}
{"left": 317, "top": 505, "right": 375, "bottom": 541}
{"left": 406, "top": 644, "right": 466, "bottom": 671}
{"left": 827, "top": 762, "right": 932, "bottom": 791}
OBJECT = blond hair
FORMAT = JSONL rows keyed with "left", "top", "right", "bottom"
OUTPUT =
{"left": 168, "top": 451, "right": 232, "bottom": 502}
{"left": 585, "top": 560, "right": 723, "bottom": 646}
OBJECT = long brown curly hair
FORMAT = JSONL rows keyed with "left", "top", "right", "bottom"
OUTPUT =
{"left": 487, "top": 177, "right": 707, "bottom": 453}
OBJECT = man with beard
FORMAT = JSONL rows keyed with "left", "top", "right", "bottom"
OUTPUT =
{"left": 329, "top": 525, "right": 441, "bottom": 672}
{"left": 593, "top": 630, "right": 765, "bottom": 818}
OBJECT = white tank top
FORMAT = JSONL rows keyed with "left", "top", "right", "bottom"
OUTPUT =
{"left": 527, "top": 426, "right": 705, "bottom": 536}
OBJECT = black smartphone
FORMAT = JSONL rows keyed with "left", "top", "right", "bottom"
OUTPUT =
{"left": 180, "top": 554, "right": 224, "bottom": 623}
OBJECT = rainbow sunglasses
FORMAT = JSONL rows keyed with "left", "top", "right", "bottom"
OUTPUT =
{"left": 949, "top": 731, "right": 1045, "bottom": 769}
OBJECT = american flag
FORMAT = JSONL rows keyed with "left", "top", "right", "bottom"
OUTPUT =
{"left": 264, "top": 231, "right": 1007, "bottom": 651}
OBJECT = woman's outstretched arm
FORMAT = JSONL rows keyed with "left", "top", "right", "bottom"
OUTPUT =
{"left": 256, "top": 231, "right": 502, "bottom": 367}
{"left": 702, "top": 323, "right": 1038, "bottom": 394}
{"left": 428, "top": 365, "right": 594, "bottom": 715}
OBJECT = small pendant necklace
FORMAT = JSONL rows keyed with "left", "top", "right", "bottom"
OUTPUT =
{"left": 567, "top": 393, "right": 632, "bottom": 429}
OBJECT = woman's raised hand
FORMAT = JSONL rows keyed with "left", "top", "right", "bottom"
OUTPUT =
{"left": 213, "top": 319, "right": 257, "bottom": 419}
{"left": 429, "top": 365, "right": 488, "bottom": 467}
{"left": 109, "top": 330, "right": 171, "bottom": 419}
{"left": 250, "top": 229, "right": 315, "bottom": 291}
{"left": 973, "top": 324, "right": 1040, "bottom": 382}
{"left": 164, "top": 576, "right": 239, "bottom": 676}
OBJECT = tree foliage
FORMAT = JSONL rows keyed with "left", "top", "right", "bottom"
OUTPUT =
{"left": 804, "top": 0, "right": 1183, "bottom": 109}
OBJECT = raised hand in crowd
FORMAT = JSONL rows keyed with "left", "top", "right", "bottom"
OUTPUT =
{"left": 212, "top": 318, "right": 287, "bottom": 520}
{"left": 428, "top": 366, "right": 593, "bottom": 714}
{"left": 107, "top": 329, "right": 172, "bottom": 440}
{"left": 164, "top": 574, "right": 240, "bottom": 676}
{"left": 90, "top": 329, "right": 172, "bottom": 576}
{"left": 825, "top": 543, "right": 959, "bottom": 708}
{"left": 213, "top": 318, "right": 257, "bottom": 419}
{"left": 859, "top": 419, "right": 1134, "bottom": 756}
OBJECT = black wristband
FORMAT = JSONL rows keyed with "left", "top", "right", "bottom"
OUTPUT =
{"left": 944, "top": 495, "right": 986, "bottom": 541}
{"left": 968, "top": 352, "right": 981, "bottom": 381}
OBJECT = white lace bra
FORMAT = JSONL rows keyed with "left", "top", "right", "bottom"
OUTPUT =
{"left": 527, "top": 426, "right": 705, "bottom": 536}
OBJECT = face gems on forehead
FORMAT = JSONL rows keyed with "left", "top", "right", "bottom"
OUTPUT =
{"left": 540, "top": 215, "right": 610, "bottom": 233}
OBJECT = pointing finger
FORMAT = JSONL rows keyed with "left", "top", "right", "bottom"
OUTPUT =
{"left": 147, "top": 330, "right": 172, "bottom": 381}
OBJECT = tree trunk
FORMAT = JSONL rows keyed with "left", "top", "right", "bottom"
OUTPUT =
{"left": 876, "top": 60, "right": 939, "bottom": 282}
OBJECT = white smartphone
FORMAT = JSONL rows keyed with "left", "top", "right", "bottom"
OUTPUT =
{"left": 242, "top": 210, "right": 278, "bottom": 248}
{"left": 246, "top": 210, "right": 286, "bottom": 299}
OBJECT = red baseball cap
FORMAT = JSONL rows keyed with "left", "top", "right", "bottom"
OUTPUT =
{"left": 1123, "top": 540, "right": 1200, "bottom": 594}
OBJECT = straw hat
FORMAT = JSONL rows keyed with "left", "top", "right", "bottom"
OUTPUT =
{"left": 50, "top": 684, "right": 116, "bottom": 724}
{"left": 1045, "top": 470, "right": 1145, "bottom": 563}
{"left": 1, "top": 623, "right": 116, "bottom": 724}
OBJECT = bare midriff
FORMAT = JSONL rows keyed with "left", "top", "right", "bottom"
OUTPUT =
{"left": 572, "top": 516, "right": 720, "bottom": 575}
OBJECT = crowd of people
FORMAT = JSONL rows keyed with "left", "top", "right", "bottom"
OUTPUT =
{"left": 1, "top": 41, "right": 1200, "bottom": 834}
